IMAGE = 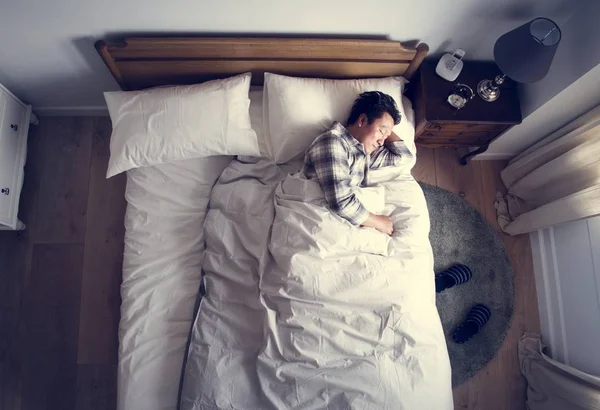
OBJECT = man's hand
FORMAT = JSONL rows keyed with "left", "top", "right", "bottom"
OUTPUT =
{"left": 362, "top": 213, "right": 394, "bottom": 236}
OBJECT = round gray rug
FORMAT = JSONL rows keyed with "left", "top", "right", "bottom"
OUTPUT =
{"left": 420, "top": 183, "right": 514, "bottom": 387}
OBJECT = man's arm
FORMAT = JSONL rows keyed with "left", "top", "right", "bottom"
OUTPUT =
{"left": 309, "top": 136, "right": 370, "bottom": 226}
{"left": 370, "top": 131, "right": 413, "bottom": 169}
{"left": 386, "top": 130, "right": 402, "bottom": 143}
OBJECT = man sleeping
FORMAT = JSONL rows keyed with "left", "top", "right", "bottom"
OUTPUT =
{"left": 302, "top": 91, "right": 413, "bottom": 236}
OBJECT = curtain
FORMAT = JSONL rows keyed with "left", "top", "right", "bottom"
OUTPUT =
{"left": 495, "top": 103, "right": 600, "bottom": 235}
{"left": 519, "top": 333, "right": 600, "bottom": 410}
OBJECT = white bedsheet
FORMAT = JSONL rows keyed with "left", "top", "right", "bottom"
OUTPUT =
{"left": 118, "top": 156, "right": 232, "bottom": 410}
{"left": 179, "top": 156, "right": 452, "bottom": 408}
{"left": 117, "top": 89, "right": 265, "bottom": 410}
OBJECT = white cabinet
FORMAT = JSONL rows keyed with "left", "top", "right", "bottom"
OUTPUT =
{"left": 0, "top": 84, "right": 35, "bottom": 230}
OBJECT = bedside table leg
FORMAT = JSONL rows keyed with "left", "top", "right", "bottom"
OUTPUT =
{"left": 459, "top": 144, "right": 489, "bottom": 165}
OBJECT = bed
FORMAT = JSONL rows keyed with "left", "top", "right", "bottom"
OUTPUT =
{"left": 96, "top": 37, "right": 452, "bottom": 410}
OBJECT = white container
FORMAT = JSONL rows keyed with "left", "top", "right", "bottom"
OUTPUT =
{"left": 436, "top": 49, "right": 465, "bottom": 82}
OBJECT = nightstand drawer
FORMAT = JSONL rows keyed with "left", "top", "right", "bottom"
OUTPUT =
{"left": 417, "top": 136, "right": 491, "bottom": 147}
{"left": 429, "top": 123, "right": 507, "bottom": 133}
{"left": 417, "top": 129, "right": 492, "bottom": 147}
{"left": 420, "top": 129, "right": 492, "bottom": 140}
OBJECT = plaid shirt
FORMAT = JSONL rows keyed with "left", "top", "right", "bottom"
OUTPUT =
{"left": 303, "top": 121, "right": 413, "bottom": 225}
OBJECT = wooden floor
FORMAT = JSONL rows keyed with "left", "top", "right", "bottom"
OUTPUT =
{"left": 412, "top": 147, "right": 541, "bottom": 409}
{"left": 0, "top": 117, "right": 540, "bottom": 410}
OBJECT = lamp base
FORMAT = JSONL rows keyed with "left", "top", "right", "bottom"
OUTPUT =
{"left": 477, "top": 74, "right": 505, "bottom": 102}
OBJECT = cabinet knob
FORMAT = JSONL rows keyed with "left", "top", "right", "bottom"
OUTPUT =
{"left": 10, "top": 124, "right": 19, "bottom": 131}
{"left": 1, "top": 188, "right": 9, "bottom": 195}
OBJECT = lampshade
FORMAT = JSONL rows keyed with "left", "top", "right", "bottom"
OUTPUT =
{"left": 494, "top": 18, "right": 561, "bottom": 83}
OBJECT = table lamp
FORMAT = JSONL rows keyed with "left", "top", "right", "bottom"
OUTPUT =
{"left": 478, "top": 17, "right": 562, "bottom": 102}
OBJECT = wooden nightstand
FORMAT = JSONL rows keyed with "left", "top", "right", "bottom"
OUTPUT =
{"left": 408, "top": 60, "right": 522, "bottom": 164}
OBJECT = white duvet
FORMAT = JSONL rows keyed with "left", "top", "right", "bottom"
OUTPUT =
{"left": 119, "top": 156, "right": 232, "bottom": 410}
{"left": 180, "top": 157, "right": 452, "bottom": 409}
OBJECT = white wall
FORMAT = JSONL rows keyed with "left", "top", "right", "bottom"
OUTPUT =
{"left": 481, "top": 63, "right": 600, "bottom": 159}
{"left": 530, "top": 215, "right": 600, "bottom": 377}
{"left": 0, "top": 0, "right": 575, "bottom": 112}
{"left": 482, "top": 0, "right": 600, "bottom": 159}
{"left": 520, "top": 0, "right": 600, "bottom": 117}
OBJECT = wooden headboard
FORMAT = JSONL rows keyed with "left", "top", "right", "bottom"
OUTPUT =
{"left": 95, "top": 37, "right": 428, "bottom": 91}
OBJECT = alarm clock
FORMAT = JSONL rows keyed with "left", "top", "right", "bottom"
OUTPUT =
{"left": 447, "top": 83, "right": 474, "bottom": 109}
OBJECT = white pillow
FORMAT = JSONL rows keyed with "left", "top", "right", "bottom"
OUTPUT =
{"left": 104, "top": 73, "right": 259, "bottom": 177}
{"left": 263, "top": 73, "right": 414, "bottom": 164}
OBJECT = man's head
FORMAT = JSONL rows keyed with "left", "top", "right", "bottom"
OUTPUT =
{"left": 346, "top": 91, "right": 401, "bottom": 154}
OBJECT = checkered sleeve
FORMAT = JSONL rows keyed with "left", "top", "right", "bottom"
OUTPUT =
{"left": 370, "top": 140, "right": 414, "bottom": 169}
{"left": 308, "top": 135, "right": 370, "bottom": 226}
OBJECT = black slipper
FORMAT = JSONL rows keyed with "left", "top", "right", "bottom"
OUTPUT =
{"left": 453, "top": 304, "right": 491, "bottom": 344}
{"left": 435, "top": 264, "right": 472, "bottom": 293}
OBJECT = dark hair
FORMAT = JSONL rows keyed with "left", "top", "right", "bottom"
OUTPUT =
{"left": 347, "top": 91, "right": 401, "bottom": 126}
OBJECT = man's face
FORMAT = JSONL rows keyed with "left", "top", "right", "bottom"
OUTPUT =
{"left": 354, "top": 113, "right": 395, "bottom": 154}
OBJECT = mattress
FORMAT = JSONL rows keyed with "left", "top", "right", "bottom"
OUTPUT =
{"left": 116, "top": 88, "right": 437, "bottom": 410}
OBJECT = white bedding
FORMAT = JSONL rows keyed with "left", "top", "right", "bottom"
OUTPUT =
{"left": 179, "top": 157, "right": 452, "bottom": 409}
{"left": 262, "top": 170, "right": 452, "bottom": 409}
{"left": 117, "top": 89, "right": 265, "bottom": 410}
{"left": 118, "top": 88, "right": 452, "bottom": 410}
{"left": 119, "top": 156, "right": 231, "bottom": 410}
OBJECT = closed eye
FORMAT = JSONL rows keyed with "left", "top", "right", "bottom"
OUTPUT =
{"left": 380, "top": 130, "right": 391, "bottom": 140}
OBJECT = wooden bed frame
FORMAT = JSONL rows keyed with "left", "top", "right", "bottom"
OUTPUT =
{"left": 95, "top": 37, "right": 428, "bottom": 90}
